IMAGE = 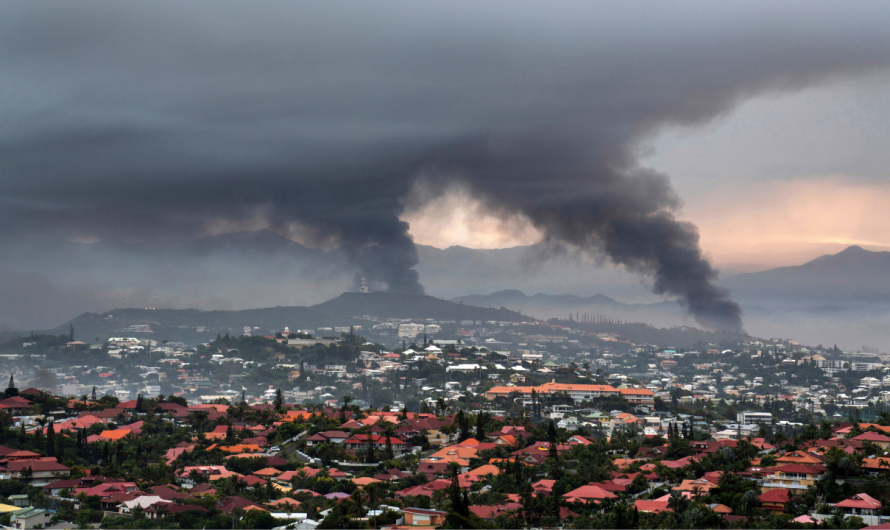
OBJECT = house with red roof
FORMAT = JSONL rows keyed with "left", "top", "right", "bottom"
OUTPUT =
{"left": 634, "top": 500, "right": 672, "bottom": 514}
{"left": 750, "top": 438, "right": 777, "bottom": 452}
{"left": 3, "top": 450, "right": 41, "bottom": 461}
{"left": 144, "top": 502, "right": 208, "bottom": 521}
{"left": 343, "top": 434, "right": 408, "bottom": 454}
{"left": 395, "top": 479, "right": 455, "bottom": 498}
{"left": 469, "top": 503, "right": 523, "bottom": 519}
{"left": 42, "top": 476, "right": 114, "bottom": 497}
{"left": 854, "top": 432, "right": 890, "bottom": 450}
{"left": 241, "top": 475, "right": 267, "bottom": 488}
{"left": 568, "top": 435, "right": 592, "bottom": 445}
{"left": 531, "top": 479, "right": 555, "bottom": 496}
{"left": 661, "top": 455, "right": 703, "bottom": 469}
{"left": 491, "top": 435, "right": 517, "bottom": 447}
{"left": 759, "top": 488, "right": 792, "bottom": 512}
{"left": 416, "top": 461, "right": 451, "bottom": 479}
{"left": 149, "top": 485, "right": 190, "bottom": 500}
{"left": 218, "top": 496, "right": 267, "bottom": 513}
{"left": 401, "top": 507, "right": 448, "bottom": 527}
{"left": 0, "top": 396, "right": 33, "bottom": 412}
{"left": 0, "top": 459, "right": 71, "bottom": 486}
{"left": 75, "top": 482, "right": 141, "bottom": 502}
{"left": 563, "top": 484, "right": 618, "bottom": 503}
{"left": 835, "top": 493, "right": 883, "bottom": 525}
{"left": 487, "top": 426, "right": 531, "bottom": 440}
{"left": 190, "top": 483, "right": 218, "bottom": 495}
{"left": 805, "top": 438, "right": 861, "bottom": 453}
{"left": 305, "top": 431, "right": 350, "bottom": 446}
{"left": 776, "top": 450, "right": 823, "bottom": 465}
{"left": 673, "top": 478, "right": 718, "bottom": 494}
{"left": 761, "top": 464, "right": 825, "bottom": 492}
{"left": 177, "top": 466, "right": 229, "bottom": 488}
{"left": 373, "top": 469, "right": 413, "bottom": 482}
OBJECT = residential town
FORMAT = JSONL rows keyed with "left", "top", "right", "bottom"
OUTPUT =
{"left": 3, "top": 314, "right": 890, "bottom": 528}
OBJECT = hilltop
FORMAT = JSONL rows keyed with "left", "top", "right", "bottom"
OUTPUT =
{"left": 721, "top": 245, "right": 890, "bottom": 304}
{"left": 312, "top": 292, "right": 528, "bottom": 322}
{"left": 2, "top": 291, "right": 530, "bottom": 345}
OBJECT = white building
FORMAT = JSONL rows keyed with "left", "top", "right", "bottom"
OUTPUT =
{"left": 861, "top": 377, "right": 883, "bottom": 389}
{"left": 398, "top": 323, "right": 425, "bottom": 339}
{"left": 446, "top": 364, "right": 486, "bottom": 373}
{"left": 736, "top": 411, "right": 773, "bottom": 425}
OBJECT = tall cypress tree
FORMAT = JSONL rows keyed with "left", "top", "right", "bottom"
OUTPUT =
{"left": 273, "top": 389, "right": 284, "bottom": 411}
{"left": 46, "top": 421, "right": 56, "bottom": 457}
{"left": 56, "top": 429, "right": 65, "bottom": 458}
{"left": 449, "top": 464, "right": 463, "bottom": 515}
{"left": 365, "top": 435, "right": 375, "bottom": 463}
{"left": 475, "top": 412, "right": 486, "bottom": 440}
{"left": 548, "top": 421, "right": 558, "bottom": 461}
{"left": 385, "top": 431, "right": 394, "bottom": 460}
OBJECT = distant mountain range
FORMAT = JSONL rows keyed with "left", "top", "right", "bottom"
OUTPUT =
{"left": 452, "top": 289, "right": 627, "bottom": 309}
{"left": 450, "top": 289, "right": 690, "bottom": 329}
{"left": 719, "top": 245, "right": 890, "bottom": 306}
{"left": 3, "top": 229, "right": 890, "bottom": 348}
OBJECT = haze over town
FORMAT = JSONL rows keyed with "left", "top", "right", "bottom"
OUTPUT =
{"left": 3, "top": 3, "right": 890, "bottom": 530}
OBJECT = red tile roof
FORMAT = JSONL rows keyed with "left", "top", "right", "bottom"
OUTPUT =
{"left": 759, "top": 489, "right": 791, "bottom": 503}
{"left": 837, "top": 493, "right": 882, "bottom": 510}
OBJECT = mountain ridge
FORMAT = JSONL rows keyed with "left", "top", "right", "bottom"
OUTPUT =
{"left": 720, "top": 244, "right": 890, "bottom": 304}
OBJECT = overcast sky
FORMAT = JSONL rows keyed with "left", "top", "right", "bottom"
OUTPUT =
{"left": 3, "top": 2, "right": 890, "bottom": 322}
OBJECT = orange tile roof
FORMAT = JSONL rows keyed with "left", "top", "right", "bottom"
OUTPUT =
{"left": 98, "top": 429, "right": 132, "bottom": 440}
{"left": 253, "top": 467, "right": 283, "bottom": 476}
{"left": 618, "top": 388, "right": 656, "bottom": 395}
{"left": 431, "top": 446, "right": 478, "bottom": 459}
{"left": 468, "top": 464, "right": 501, "bottom": 477}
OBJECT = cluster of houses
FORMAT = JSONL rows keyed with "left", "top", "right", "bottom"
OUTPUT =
{"left": 6, "top": 383, "right": 890, "bottom": 529}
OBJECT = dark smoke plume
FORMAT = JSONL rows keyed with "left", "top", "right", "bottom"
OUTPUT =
{"left": 2, "top": 2, "right": 890, "bottom": 329}
{"left": 418, "top": 136, "right": 743, "bottom": 330}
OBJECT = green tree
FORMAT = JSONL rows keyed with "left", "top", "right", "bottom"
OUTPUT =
{"left": 273, "top": 389, "right": 284, "bottom": 411}
{"left": 46, "top": 420, "right": 55, "bottom": 457}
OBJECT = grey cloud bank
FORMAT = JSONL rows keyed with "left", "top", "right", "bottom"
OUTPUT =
{"left": 3, "top": 1, "right": 890, "bottom": 330}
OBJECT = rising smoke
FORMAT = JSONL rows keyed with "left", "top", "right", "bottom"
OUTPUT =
{"left": 2, "top": 2, "right": 890, "bottom": 330}
{"left": 414, "top": 135, "right": 744, "bottom": 330}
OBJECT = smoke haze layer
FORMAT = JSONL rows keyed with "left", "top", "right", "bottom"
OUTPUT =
{"left": 3, "top": 2, "right": 890, "bottom": 328}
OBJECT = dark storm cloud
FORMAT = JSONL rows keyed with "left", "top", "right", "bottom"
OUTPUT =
{"left": 2, "top": 1, "right": 890, "bottom": 328}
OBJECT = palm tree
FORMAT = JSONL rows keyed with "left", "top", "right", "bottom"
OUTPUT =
{"left": 602, "top": 458, "right": 618, "bottom": 478}
{"left": 341, "top": 395, "right": 353, "bottom": 422}
{"left": 654, "top": 462, "right": 672, "bottom": 485}
{"left": 350, "top": 489, "right": 365, "bottom": 528}
{"left": 365, "top": 482, "right": 382, "bottom": 528}
{"left": 667, "top": 490, "right": 688, "bottom": 513}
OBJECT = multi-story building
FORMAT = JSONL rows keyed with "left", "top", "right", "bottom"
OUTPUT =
{"left": 816, "top": 359, "right": 847, "bottom": 370}
{"left": 0, "top": 460, "right": 71, "bottom": 487}
{"left": 861, "top": 377, "right": 883, "bottom": 389}
{"left": 398, "top": 323, "right": 425, "bottom": 339}
{"left": 620, "top": 388, "right": 657, "bottom": 406}
{"left": 736, "top": 411, "right": 773, "bottom": 425}
{"left": 484, "top": 382, "right": 619, "bottom": 402}
{"left": 761, "top": 464, "right": 825, "bottom": 492}
{"left": 484, "top": 381, "right": 656, "bottom": 405}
